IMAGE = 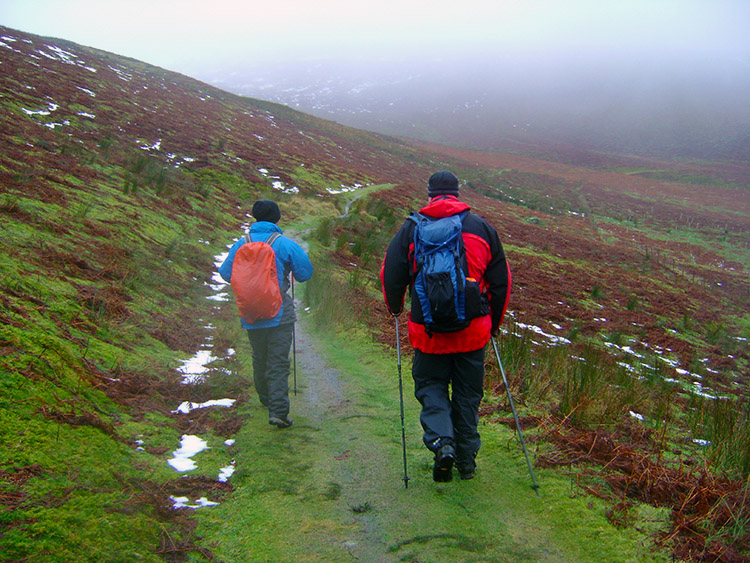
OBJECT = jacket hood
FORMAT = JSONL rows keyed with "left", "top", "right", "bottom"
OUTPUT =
{"left": 419, "top": 196, "right": 471, "bottom": 218}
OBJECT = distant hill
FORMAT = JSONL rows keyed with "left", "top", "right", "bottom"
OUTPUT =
{"left": 199, "top": 53, "right": 750, "bottom": 161}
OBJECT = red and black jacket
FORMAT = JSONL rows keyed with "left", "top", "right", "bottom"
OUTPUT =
{"left": 381, "top": 196, "right": 511, "bottom": 354}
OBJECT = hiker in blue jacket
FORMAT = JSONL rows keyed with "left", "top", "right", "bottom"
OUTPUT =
{"left": 219, "top": 200, "right": 313, "bottom": 428}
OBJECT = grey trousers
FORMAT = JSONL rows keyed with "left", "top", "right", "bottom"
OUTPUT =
{"left": 412, "top": 347, "right": 485, "bottom": 465}
{"left": 246, "top": 322, "right": 294, "bottom": 419}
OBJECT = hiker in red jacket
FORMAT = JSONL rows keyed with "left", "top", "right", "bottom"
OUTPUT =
{"left": 381, "top": 171, "right": 511, "bottom": 481}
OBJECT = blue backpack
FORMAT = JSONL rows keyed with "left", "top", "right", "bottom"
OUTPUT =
{"left": 409, "top": 211, "right": 474, "bottom": 335}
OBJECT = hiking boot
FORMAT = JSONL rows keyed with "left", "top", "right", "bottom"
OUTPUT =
{"left": 432, "top": 443, "right": 455, "bottom": 482}
{"left": 458, "top": 464, "right": 476, "bottom": 480}
{"left": 457, "top": 459, "right": 476, "bottom": 480}
{"left": 269, "top": 416, "right": 293, "bottom": 429}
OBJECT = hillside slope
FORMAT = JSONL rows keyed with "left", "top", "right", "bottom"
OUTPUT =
{"left": 1, "top": 25, "right": 748, "bottom": 561}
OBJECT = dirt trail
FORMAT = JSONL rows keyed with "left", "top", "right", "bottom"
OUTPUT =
{"left": 293, "top": 321, "right": 344, "bottom": 422}
{"left": 291, "top": 318, "right": 402, "bottom": 561}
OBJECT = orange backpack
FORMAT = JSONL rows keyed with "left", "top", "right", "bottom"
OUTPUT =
{"left": 230, "top": 232, "right": 282, "bottom": 323}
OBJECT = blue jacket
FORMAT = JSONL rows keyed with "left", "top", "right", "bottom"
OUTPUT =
{"left": 219, "top": 222, "right": 313, "bottom": 329}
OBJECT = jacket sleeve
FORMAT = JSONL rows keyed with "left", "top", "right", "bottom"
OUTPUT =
{"left": 484, "top": 228, "right": 511, "bottom": 332}
{"left": 380, "top": 220, "right": 413, "bottom": 315}
{"left": 286, "top": 239, "right": 314, "bottom": 282}
{"left": 218, "top": 240, "right": 242, "bottom": 283}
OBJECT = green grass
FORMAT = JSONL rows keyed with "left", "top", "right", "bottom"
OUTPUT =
{"left": 0, "top": 146, "right": 247, "bottom": 560}
{"left": 0, "top": 409, "right": 165, "bottom": 562}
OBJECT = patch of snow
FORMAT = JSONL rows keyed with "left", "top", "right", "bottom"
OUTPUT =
{"left": 172, "top": 399, "right": 236, "bottom": 414}
{"left": 177, "top": 349, "right": 217, "bottom": 384}
{"left": 39, "top": 45, "right": 97, "bottom": 72}
{"left": 218, "top": 463, "right": 235, "bottom": 483}
{"left": 22, "top": 101, "right": 58, "bottom": 116}
{"left": 138, "top": 139, "right": 161, "bottom": 151}
{"left": 43, "top": 120, "right": 69, "bottom": 129}
{"left": 167, "top": 435, "right": 209, "bottom": 472}
{"left": 108, "top": 64, "right": 132, "bottom": 81}
{"left": 604, "top": 341, "right": 645, "bottom": 359}
{"left": 170, "top": 496, "right": 219, "bottom": 509}
{"left": 272, "top": 181, "right": 299, "bottom": 194}
{"left": 514, "top": 322, "right": 572, "bottom": 345}
{"left": 0, "top": 40, "right": 21, "bottom": 53}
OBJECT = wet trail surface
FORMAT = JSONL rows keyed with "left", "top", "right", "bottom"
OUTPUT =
{"left": 292, "top": 322, "right": 344, "bottom": 422}
{"left": 289, "top": 318, "right": 403, "bottom": 561}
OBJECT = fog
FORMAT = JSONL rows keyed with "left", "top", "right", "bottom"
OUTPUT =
{"left": 200, "top": 50, "right": 750, "bottom": 158}
{"left": 3, "top": 0, "right": 750, "bottom": 158}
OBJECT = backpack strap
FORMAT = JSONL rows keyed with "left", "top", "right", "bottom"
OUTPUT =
{"left": 265, "top": 232, "right": 281, "bottom": 247}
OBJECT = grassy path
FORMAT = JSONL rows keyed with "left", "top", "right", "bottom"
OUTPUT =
{"left": 192, "top": 316, "right": 665, "bottom": 562}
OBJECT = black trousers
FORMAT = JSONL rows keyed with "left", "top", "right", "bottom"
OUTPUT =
{"left": 412, "top": 347, "right": 485, "bottom": 465}
{"left": 246, "top": 322, "right": 294, "bottom": 419}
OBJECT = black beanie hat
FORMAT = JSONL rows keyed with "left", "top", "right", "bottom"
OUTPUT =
{"left": 252, "top": 199, "right": 281, "bottom": 223}
{"left": 427, "top": 170, "right": 459, "bottom": 198}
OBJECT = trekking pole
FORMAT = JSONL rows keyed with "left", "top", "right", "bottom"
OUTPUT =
{"left": 291, "top": 275, "right": 297, "bottom": 396}
{"left": 491, "top": 337, "right": 540, "bottom": 497}
{"left": 395, "top": 316, "right": 410, "bottom": 489}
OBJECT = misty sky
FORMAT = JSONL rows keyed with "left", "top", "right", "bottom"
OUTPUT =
{"left": 3, "top": 0, "right": 749, "bottom": 74}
